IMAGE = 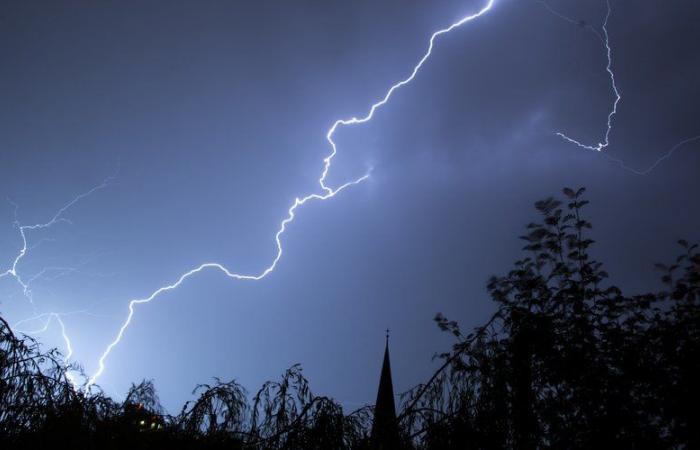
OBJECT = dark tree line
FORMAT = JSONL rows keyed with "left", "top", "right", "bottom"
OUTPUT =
{"left": 1, "top": 187, "right": 698, "bottom": 449}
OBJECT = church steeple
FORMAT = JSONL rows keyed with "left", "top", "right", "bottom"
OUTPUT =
{"left": 370, "top": 330, "right": 400, "bottom": 449}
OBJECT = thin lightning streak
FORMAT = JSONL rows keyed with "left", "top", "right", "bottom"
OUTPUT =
{"left": 53, "top": 314, "right": 81, "bottom": 389}
{"left": 549, "top": 0, "right": 620, "bottom": 153}
{"left": 603, "top": 135, "right": 700, "bottom": 175}
{"left": 321, "top": 0, "right": 496, "bottom": 192}
{"left": 86, "top": 0, "right": 496, "bottom": 389}
{"left": 25, "top": 255, "right": 117, "bottom": 288}
{"left": 13, "top": 312, "right": 79, "bottom": 388}
{"left": 1, "top": 175, "right": 116, "bottom": 391}
{"left": 27, "top": 267, "right": 84, "bottom": 286}
{"left": 55, "top": 316, "right": 73, "bottom": 360}
{"left": 540, "top": 0, "right": 700, "bottom": 173}
{"left": 14, "top": 313, "right": 55, "bottom": 334}
{"left": 537, "top": 0, "right": 604, "bottom": 41}
{"left": 87, "top": 177, "right": 368, "bottom": 388}
{"left": 14, "top": 309, "right": 90, "bottom": 332}
{"left": 0, "top": 175, "right": 115, "bottom": 308}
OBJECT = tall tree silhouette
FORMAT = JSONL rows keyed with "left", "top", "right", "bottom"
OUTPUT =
{"left": 400, "top": 187, "right": 699, "bottom": 449}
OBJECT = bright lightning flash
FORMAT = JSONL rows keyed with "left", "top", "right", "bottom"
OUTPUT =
{"left": 548, "top": 0, "right": 621, "bottom": 153}
{"left": 13, "top": 312, "right": 79, "bottom": 388}
{"left": 8, "top": 0, "right": 696, "bottom": 392}
{"left": 85, "top": 0, "right": 497, "bottom": 389}
{"left": 0, "top": 177, "right": 115, "bottom": 388}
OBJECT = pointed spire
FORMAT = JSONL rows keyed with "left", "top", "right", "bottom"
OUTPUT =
{"left": 371, "top": 330, "right": 400, "bottom": 449}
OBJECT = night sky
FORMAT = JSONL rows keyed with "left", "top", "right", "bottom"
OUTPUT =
{"left": 1, "top": 0, "right": 699, "bottom": 412}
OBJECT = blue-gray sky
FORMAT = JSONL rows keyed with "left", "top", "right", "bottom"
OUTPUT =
{"left": 1, "top": 0, "right": 699, "bottom": 412}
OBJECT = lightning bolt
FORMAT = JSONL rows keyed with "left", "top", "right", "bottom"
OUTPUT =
{"left": 1, "top": 178, "right": 115, "bottom": 389}
{"left": 544, "top": 0, "right": 620, "bottom": 153}
{"left": 13, "top": 311, "right": 79, "bottom": 388}
{"left": 86, "top": 176, "right": 368, "bottom": 388}
{"left": 540, "top": 0, "right": 700, "bottom": 174}
{"left": 8, "top": 0, "right": 692, "bottom": 391}
{"left": 6, "top": 0, "right": 694, "bottom": 395}
{"left": 1, "top": 175, "right": 114, "bottom": 310}
{"left": 603, "top": 135, "right": 700, "bottom": 175}
{"left": 53, "top": 313, "right": 80, "bottom": 388}
{"left": 85, "top": 0, "right": 497, "bottom": 389}
{"left": 10, "top": 0, "right": 700, "bottom": 390}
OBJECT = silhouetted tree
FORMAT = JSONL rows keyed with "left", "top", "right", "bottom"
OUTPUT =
{"left": 399, "top": 187, "right": 700, "bottom": 449}
{"left": 1, "top": 187, "right": 698, "bottom": 449}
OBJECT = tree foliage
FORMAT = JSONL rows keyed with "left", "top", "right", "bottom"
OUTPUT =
{"left": 399, "top": 187, "right": 700, "bottom": 449}
{"left": 1, "top": 187, "right": 697, "bottom": 449}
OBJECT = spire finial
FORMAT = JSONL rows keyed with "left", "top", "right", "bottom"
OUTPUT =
{"left": 372, "top": 327, "right": 398, "bottom": 446}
